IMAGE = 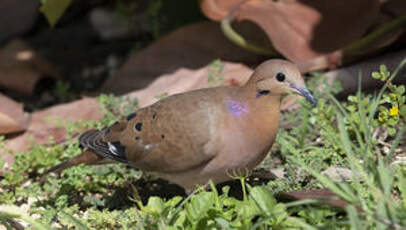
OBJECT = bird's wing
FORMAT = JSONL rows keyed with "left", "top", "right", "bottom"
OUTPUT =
{"left": 79, "top": 127, "right": 129, "bottom": 164}
{"left": 79, "top": 90, "right": 221, "bottom": 173}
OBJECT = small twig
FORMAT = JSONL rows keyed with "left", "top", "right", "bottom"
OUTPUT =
{"left": 220, "top": 0, "right": 280, "bottom": 56}
{"left": 344, "top": 15, "right": 406, "bottom": 54}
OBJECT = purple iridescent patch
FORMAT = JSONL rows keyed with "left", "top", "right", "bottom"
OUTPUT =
{"left": 226, "top": 99, "right": 249, "bottom": 117}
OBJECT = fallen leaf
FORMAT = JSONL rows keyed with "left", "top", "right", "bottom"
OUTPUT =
{"left": 100, "top": 21, "right": 264, "bottom": 95}
{"left": 3, "top": 97, "right": 102, "bottom": 167}
{"left": 0, "top": 39, "right": 61, "bottom": 95}
{"left": 381, "top": 0, "right": 406, "bottom": 18}
{"left": 276, "top": 189, "right": 352, "bottom": 210}
{"left": 0, "top": 0, "right": 39, "bottom": 42}
{"left": 124, "top": 61, "right": 253, "bottom": 108}
{"left": 201, "top": 0, "right": 380, "bottom": 62}
{"left": 0, "top": 93, "right": 30, "bottom": 134}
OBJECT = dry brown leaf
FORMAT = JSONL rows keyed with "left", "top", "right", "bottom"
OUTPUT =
{"left": 4, "top": 97, "right": 102, "bottom": 154}
{"left": 124, "top": 61, "right": 253, "bottom": 108}
{"left": 201, "top": 0, "right": 380, "bottom": 62}
{"left": 0, "top": 39, "right": 60, "bottom": 94}
{"left": 100, "top": 21, "right": 264, "bottom": 95}
{"left": 0, "top": 93, "right": 30, "bottom": 134}
{"left": 0, "top": 0, "right": 38, "bottom": 42}
{"left": 381, "top": 0, "right": 406, "bottom": 17}
{"left": 277, "top": 189, "right": 352, "bottom": 210}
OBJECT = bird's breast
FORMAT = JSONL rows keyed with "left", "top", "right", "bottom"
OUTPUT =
{"left": 211, "top": 103, "right": 280, "bottom": 171}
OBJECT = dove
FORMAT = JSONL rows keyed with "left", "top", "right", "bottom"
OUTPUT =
{"left": 46, "top": 59, "right": 317, "bottom": 192}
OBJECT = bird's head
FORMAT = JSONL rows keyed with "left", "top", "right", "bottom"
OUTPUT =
{"left": 249, "top": 59, "right": 317, "bottom": 106}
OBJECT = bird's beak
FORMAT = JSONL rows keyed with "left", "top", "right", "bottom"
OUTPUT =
{"left": 290, "top": 83, "right": 318, "bottom": 106}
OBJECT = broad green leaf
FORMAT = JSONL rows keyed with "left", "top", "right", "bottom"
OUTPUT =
{"left": 387, "top": 127, "right": 396, "bottom": 136}
{"left": 249, "top": 187, "right": 276, "bottom": 215}
{"left": 372, "top": 72, "right": 381, "bottom": 79}
{"left": 185, "top": 192, "right": 214, "bottom": 222}
{"left": 40, "top": 0, "right": 72, "bottom": 27}
{"left": 144, "top": 196, "right": 165, "bottom": 215}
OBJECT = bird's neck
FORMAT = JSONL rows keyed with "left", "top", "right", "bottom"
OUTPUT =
{"left": 226, "top": 84, "right": 281, "bottom": 149}
{"left": 226, "top": 84, "right": 281, "bottom": 119}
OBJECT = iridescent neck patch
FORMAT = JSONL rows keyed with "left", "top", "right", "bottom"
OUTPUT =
{"left": 226, "top": 99, "right": 249, "bottom": 117}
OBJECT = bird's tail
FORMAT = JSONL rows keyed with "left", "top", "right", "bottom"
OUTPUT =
{"left": 43, "top": 150, "right": 103, "bottom": 175}
{"left": 42, "top": 128, "right": 125, "bottom": 177}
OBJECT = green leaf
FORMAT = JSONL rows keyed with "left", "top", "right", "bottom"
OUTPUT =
{"left": 40, "top": 0, "right": 72, "bottom": 27}
{"left": 387, "top": 118, "right": 397, "bottom": 126}
{"left": 185, "top": 192, "right": 214, "bottom": 222}
{"left": 379, "top": 65, "right": 390, "bottom": 80}
{"left": 249, "top": 187, "right": 276, "bottom": 215}
{"left": 398, "top": 169, "right": 406, "bottom": 208}
{"left": 380, "top": 65, "right": 387, "bottom": 73}
{"left": 59, "top": 211, "right": 90, "bottom": 230}
{"left": 142, "top": 196, "right": 165, "bottom": 216}
{"left": 396, "top": 85, "right": 405, "bottom": 95}
{"left": 372, "top": 72, "right": 381, "bottom": 79}
{"left": 347, "top": 205, "right": 362, "bottom": 230}
{"left": 215, "top": 217, "right": 232, "bottom": 229}
{"left": 400, "top": 105, "right": 406, "bottom": 118}
{"left": 387, "top": 127, "right": 396, "bottom": 136}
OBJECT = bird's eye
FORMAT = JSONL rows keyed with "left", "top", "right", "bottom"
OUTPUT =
{"left": 276, "top": 72, "right": 285, "bottom": 82}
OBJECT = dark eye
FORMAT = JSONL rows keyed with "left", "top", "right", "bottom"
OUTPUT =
{"left": 276, "top": 72, "right": 285, "bottom": 82}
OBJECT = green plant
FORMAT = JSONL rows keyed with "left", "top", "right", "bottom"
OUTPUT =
{"left": 154, "top": 92, "right": 169, "bottom": 100}
{"left": 207, "top": 59, "right": 225, "bottom": 86}
{"left": 40, "top": 0, "right": 72, "bottom": 27}
{"left": 97, "top": 94, "right": 139, "bottom": 128}
{"left": 53, "top": 81, "right": 72, "bottom": 102}
{"left": 284, "top": 59, "right": 406, "bottom": 229}
{"left": 371, "top": 65, "right": 405, "bottom": 135}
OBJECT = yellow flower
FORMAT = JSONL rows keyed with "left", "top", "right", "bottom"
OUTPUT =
{"left": 389, "top": 106, "right": 399, "bottom": 116}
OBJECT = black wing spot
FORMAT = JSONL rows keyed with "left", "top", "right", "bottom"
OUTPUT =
{"left": 161, "top": 134, "right": 165, "bottom": 139}
{"left": 135, "top": 136, "right": 140, "bottom": 140}
{"left": 126, "top": 113, "right": 136, "bottom": 120}
{"left": 135, "top": 122, "right": 143, "bottom": 131}
{"left": 152, "top": 112, "right": 157, "bottom": 119}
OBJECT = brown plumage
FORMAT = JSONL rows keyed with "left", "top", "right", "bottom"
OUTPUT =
{"left": 48, "top": 59, "right": 317, "bottom": 192}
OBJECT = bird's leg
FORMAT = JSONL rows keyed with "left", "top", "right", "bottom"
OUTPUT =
{"left": 250, "top": 168, "right": 279, "bottom": 180}
{"left": 184, "top": 181, "right": 212, "bottom": 195}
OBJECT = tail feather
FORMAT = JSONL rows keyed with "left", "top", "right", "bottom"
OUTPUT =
{"left": 44, "top": 150, "right": 102, "bottom": 175}
{"left": 41, "top": 129, "right": 127, "bottom": 180}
